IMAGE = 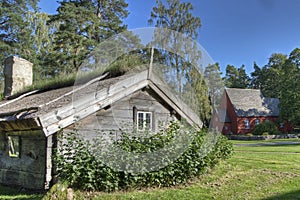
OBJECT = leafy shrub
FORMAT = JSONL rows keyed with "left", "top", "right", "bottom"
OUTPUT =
{"left": 253, "top": 121, "right": 280, "bottom": 135}
{"left": 262, "top": 132, "right": 269, "bottom": 136}
{"left": 54, "top": 122, "right": 233, "bottom": 191}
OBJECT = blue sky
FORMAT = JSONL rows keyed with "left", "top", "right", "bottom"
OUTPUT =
{"left": 39, "top": 0, "right": 300, "bottom": 75}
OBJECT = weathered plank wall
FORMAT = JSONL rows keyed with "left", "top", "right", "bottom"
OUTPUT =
{"left": 66, "top": 88, "right": 176, "bottom": 141}
{"left": 0, "top": 130, "right": 46, "bottom": 190}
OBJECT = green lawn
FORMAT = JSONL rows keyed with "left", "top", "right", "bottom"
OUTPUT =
{"left": 1, "top": 139, "right": 300, "bottom": 200}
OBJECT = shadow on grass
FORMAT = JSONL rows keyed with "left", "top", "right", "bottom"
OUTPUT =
{"left": 0, "top": 186, "right": 44, "bottom": 200}
{"left": 235, "top": 142, "right": 300, "bottom": 147}
{"left": 263, "top": 190, "right": 300, "bottom": 200}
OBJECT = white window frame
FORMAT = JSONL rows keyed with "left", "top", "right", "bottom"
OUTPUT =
{"left": 137, "top": 111, "right": 152, "bottom": 131}
{"left": 244, "top": 119, "right": 250, "bottom": 129}
{"left": 255, "top": 119, "right": 260, "bottom": 125}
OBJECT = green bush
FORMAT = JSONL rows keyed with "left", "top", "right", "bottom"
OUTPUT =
{"left": 262, "top": 132, "right": 269, "bottom": 136}
{"left": 253, "top": 121, "right": 280, "bottom": 135}
{"left": 54, "top": 122, "right": 233, "bottom": 191}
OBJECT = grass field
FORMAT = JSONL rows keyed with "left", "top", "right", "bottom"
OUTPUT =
{"left": 1, "top": 139, "right": 300, "bottom": 200}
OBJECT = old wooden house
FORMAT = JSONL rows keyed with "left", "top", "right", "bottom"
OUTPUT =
{"left": 0, "top": 56, "right": 202, "bottom": 190}
{"left": 212, "top": 88, "right": 280, "bottom": 134}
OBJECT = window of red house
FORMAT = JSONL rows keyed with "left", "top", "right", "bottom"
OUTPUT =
{"left": 280, "top": 122, "right": 284, "bottom": 128}
{"left": 244, "top": 119, "right": 250, "bottom": 129}
{"left": 255, "top": 119, "right": 260, "bottom": 125}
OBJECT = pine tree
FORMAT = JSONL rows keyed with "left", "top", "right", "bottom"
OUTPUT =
{"left": 250, "top": 62, "right": 262, "bottom": 89}
{"left": 224, "top": 65, "right": 250, "bottom": 89}
{"left": 250, "top": 53, "right": 287, "bottom": 98}
{"left": 0, "top": 0, "right": 39, "bottom": 63}
{"left": 47, "top": 0, "right": 129, "bottom": 76}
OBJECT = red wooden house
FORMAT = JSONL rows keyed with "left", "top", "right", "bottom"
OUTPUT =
{"left": 212, "top": 88, "right": 280, "bottom": 134}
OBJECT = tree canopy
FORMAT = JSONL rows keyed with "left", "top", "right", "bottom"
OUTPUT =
{"left": 46, "top": 0, "right": 129, "bottom": 76}
{"left": 278, "top": 49, "right": 300, "bottom": 125}
{"left": 0, "top": 0, "right": 39, "bottom": 63}
{"left": 224, "top": 64, "right": 250, "bottom": 89}
{"left": 149, "top": 0, "right": 211, "bottom": 126}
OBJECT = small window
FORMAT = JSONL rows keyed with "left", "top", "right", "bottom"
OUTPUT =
{"left": 244, "top": 119, "right": 250, "bottom": 129}
{"left": 280, "top": 122, "right": 284, "bottom": 128}
{"left": 137, "top": 111, "right": 152, "bottom": 131}
{"left": 255, "top": 119, "right": 260, "bottom": 125}
{"left": 8, "top": 136, "right": 20, "bottom": 158}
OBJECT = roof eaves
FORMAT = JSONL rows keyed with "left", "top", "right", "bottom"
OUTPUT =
{"left": 149, "top": 72, "right": 203, "bottom": 129}
{"left": 40, "top": 71, "right": 149, "bottom": 137}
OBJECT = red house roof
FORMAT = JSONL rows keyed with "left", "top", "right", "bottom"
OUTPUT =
{"left": 225, "top": 88, "right": 279, "bottom": 117}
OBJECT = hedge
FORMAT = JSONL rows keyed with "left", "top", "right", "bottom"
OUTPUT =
{"left": 54, "top": 122, "right": 233, "bottom": 191}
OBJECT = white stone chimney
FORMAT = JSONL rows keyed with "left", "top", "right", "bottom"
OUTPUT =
{"left": 3, "top": 56, "right": 33, "bottom": 97}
